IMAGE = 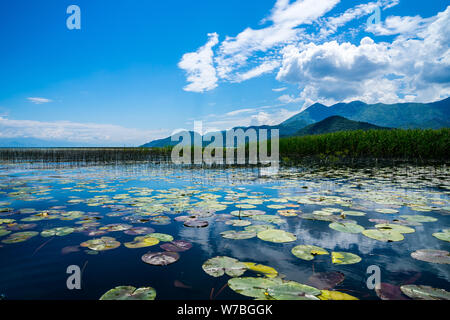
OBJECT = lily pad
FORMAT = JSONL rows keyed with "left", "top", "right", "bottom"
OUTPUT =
{"left": 41, "top": 227, "right": 74, "bottom": 237}
{"left": 362, "top": 229, "right": 404, "bottom": 242}
{"left": 99, "top": 286, "right": 156, "bottom": 300}
{"left": 411, "top": 249, "right": 450, "bottom": 264}
{"left": 318, "top": 290, "right": 358, "bottom": 300}
{"left": 329, "top": 222, "right": 364, "bottom": 234}
{"left": 160, "top": 240, "right": 192, "bottom": 252}
{"left": 124, "top": 227, "right": 155, "bottom": 235}
{"left": 226, "top": 219, "right": 252, "bottom": 227}
{"left": 202, "top": 256, "right": 247, "bottom": 277}
{"left": 266, "top": 281, "right": 321, "bottom": 300}
{"left": 184, "top": 220, "right": 209, "bottom": 228}
{"left": 399, "top": 215, "right": 437, "bottom": 223}
{"left": 80, "top": 237, "right": 121, "bottom": 251}
{"left": 228, "top": 277, "right": 279, "bottom": 299}
{"left": 375, "top": 224, "right": 415, "bottom": 234}
{"left": 375, "top": 283, "right": 408, "bottom": 300}
{"left": 124, "top": 236, "right": 160, "bottom": 249}
{"left": 400, "top": 285, "right": 450, "bottom": 300}
{"left": 291, "top": 245, "right": 329, "bottom": 261}
{"left": 243, "top": 262, "right": 278, "bottom": 278}
{"left": 257, "top": 229, "right": 296, "bottom": 243}
{"left": 244, "top": 224, "right": 275, "bottom": 233}
{"left": 432, "top": 229, "right": 450, "bottom": 242}
{"left": 141, "top": 251, "right": 180, "bottom": 266}
{"left": 307, "top": 272, "right": 345, "bottom": 290}
{"left": 2, "top": 231, "right": 38, "bottom": 244}
{"left": 221, "top": 230, "right": 256, "bottom": 240}
{"left": 331, "top": 252, "right": 361, "bottom": 265}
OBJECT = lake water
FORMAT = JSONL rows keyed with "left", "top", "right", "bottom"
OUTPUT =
{"left": 0, "top": 162, "right": 449, "bottom": 300}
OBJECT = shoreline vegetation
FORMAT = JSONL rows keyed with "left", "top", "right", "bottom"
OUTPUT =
{"left": 0, "top": 129, "right": 448, "bottom": 165}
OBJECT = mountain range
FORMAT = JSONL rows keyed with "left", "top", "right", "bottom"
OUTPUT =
{"left": 141, "top": 97, "right": 449, "bottom": 147}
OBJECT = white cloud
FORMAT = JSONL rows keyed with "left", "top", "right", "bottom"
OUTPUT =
{"left": 366, "top": 15, "right": 435, "bottom": 36}
{"left": 178, "top": 33, "right": 219, "bottom": 92}
{"left": 272, "top": 87, "right": 287, "bottom": 92}
{"left": 0, "top": 117, "right": 169, "bottom": 146}
{"left": 276, "top": 6, "right": 450, "bottom": 106}
{"left": 27, "top": 97, "right": 52, "bottom": 104}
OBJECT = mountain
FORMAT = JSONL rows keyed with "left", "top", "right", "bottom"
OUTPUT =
{"left": 140, "top": 97, "right": 450, "bottom": 148}
{"left": 281, "top": 98, "right": 450, "bottom": 130}
{"left": 295, "top": 116, "right": 390, "bottom": 136}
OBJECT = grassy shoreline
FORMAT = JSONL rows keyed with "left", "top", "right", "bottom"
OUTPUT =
{"left": 0, "top": 128, "right": 448, "bottom": 163}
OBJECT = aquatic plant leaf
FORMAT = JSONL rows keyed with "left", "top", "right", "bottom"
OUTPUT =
{"left": 257, "top": 229, "right": 296, "bottom": 243}
{"left": 184, "top": 220, "right": 209, "bottom": 228}
{"left": 160, "top": 240, "right": 192, "bottom": 252}
{"left": 202, "top": 256, "right": 247, "bottom": 277}
{"left": 375, "top": 209, "right": 399, "bottom": 214}
{"left": 331, "top": 252, "right": 361, "bottom": 265}
{"left": 375, "top": 283, "right": 408, "bottom": 300}
{"left": 41, "top": 227, "right": 74, "bottom": 237}
{"left": 220, "top": 230, "right": 256, "bottom": 240}
{"left": 432, "top": 229, "right": 450, "bottom": 242}
{"left": 99, "top": 224, "right": 133, "bottom": 232}
{"left": 399, "top": 215, "right": 437, "bottom": 223}
{"left": 362, "top": 229, "right": 404, "bottom": 242}
{"left": 99, "top": 286, "right": 156, "bottom": 300}
{"left": 411, "top": 249, "right": 450, "bottom": 264}
{"left": 244, "top": 225, "right": 274, "bottom": 233}
{"left": 243, "top": 262, "right": 278, "bottom": 278}
{"left": 400, "top": 285, "right": 450, "bottom": 300}
{"left": 252, "top": 215, "right": 286, "bottom": 225}
{"left": 318, "top": 290, "right": 358, "bottom": 300}
{"left": 124, "top": 227, "right": 155, "bottom": 235}
{"left": 227, "top": 277, "right": 280, "bottom": 299}
{"left": 307, "top": 272, "right": 345, "bottom": 290}
{"left": 80, "top": 237, "right": 120, "bottom": 251}
{"left": 266, "top": 281, "right": 321, "bottom": 300}
{"left": 329, "top": 222, "right": 364, "bottom": 234}
{"left": 148, "top": 233, "right": 174, "bottom": 242}
{"left": 291, "top": 245, "right": 329, "bottom": 261}
{"left": 2, "top": 231, "right": 38, "bottom": 244}
{"left": 141, "top": 251, "right": 180, "bottom": 266}
{"left": 230, "top": 210, "right": 265, "bottom": 217}
{"left": 375, "top": 224, "right": 415, "bottom": 234}
{"left": 225, "top": 219, "right": 251, "bottom": 227}
{"left": 0, "top": 228, "right": 11, "bottom": 237}
{"left": 341, "top": 211, "right": 366, "bottom": 217}
{"left": 124, "top": 236, "right": 159, "bottom": 249}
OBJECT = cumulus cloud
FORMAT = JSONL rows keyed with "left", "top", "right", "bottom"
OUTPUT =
{"left": 178, "top": 33, "right": 219, "bottom": 92}
{"left": 276, "top": 6, "right": 450, "bottom": 106}
{"left": 0, "top": 117, "right": 168, "bottom": 146}
{"left": 27, "top": 97, "right": 52, "bottom": 104}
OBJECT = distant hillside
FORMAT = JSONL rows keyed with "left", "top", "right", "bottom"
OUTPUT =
{"left": 140, "top": 97, "right": 450, "bottom": 147}
{"left": 281, "top": 97, "right": 450, "bottom": 130}
{"left": 295, "top": 116, "right": 390, "bottom": 136}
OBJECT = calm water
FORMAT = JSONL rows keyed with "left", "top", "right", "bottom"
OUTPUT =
{"left": 0, "top": 162, "right": 449, "bottom": 300}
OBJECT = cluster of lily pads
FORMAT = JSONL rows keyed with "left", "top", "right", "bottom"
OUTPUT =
{"left": 0, "top": 164, "right": 449, "bottom": 300}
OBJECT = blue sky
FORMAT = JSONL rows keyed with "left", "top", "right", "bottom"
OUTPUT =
{"left": 0, "top": 0, "right": 449, "bottom": 146}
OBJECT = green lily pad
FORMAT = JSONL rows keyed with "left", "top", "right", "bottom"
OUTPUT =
{"left": 202, "top": 256, "right": 247, "bottom": 277}
{"left": 226, "top": 219, "right": 252, "bottom": 227}
{"left": 329, "top": 222, "right": 364, "bottom": 234}
{"left": 266, "top": 281, "right": 321, "bottom": 300}
{"left": 399, "top": 215, "right": 437, "bottom": 223}
{"left": 41, "top": 227, "right": 74, "bottom": 237}
{"left": 411, "top": 249, "right": 450, "bottom": 264}
{"left": 252, "top": 215, "right": 286, "bottom": 225}
{"left": 257, "top": 229, "right": 296, "bottom": 243}
{"left": 148, "top": 233, "right": 174, "bottom": 242}
{"left": 221, "top": 230, "right": 256, "bottom": 240}
{"left": 375, "top": 224, "right": 415, "bottom": 234}
{"left": 375, "top": 208, "right": 399, "bottom": 214}
{"left": 0, "top": 229, "right": 11, "bottom": 237}
{"left": 331, "top": 252, "right": 361, "bottom": 265}
{"left": 243, "top": 262, "right": 278, "bottom": 278}
{"left": 433, "top": 229, "right": 450, "bottom": 242}
{"left": 400, "top": 285, "right": 450, "bottom": 300}
{"left": 291, "top": 245, "right": 329, "bottom": 261}
{"left": 2, "top": 231, "right": 38, "bottom": 244}
{"left": 99, "top": 286, "right": 156, "bottom": 300}
{"left": 227, "top": 277, "right": 280, "bottom": 299}
{"left": 362, "top": 229, "right": 404, "bottom": 242}
{"left": 80, "top": 237, "right": 121, "bottom": 251}
{"left": 244, "top": 224, "right": 275, "bottom": 233}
